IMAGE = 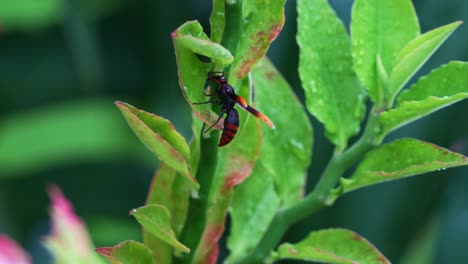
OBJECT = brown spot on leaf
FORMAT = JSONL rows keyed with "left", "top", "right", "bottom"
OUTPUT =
{"left": 287, "top": 247, "right": 298, "bottom": 254}
{"left": 265, "top": 70, "right": 275, "bottom": 80}
{"left": 251, "top": 30, "right": 266, "bottom": 41}
{"left": 268, "top": 23, "right": 283, "bottom": 42}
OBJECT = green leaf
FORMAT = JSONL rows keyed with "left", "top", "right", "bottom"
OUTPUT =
{"left": 252, "top": 58, "right": 313, "bottom": 206}
{"left": 388, "top": 21, "right": 462, "bottom": 104}
{"left": 272, "top": 228, "right": 390, "bottom": 264}
{"left": 130, "top": 205, "right": 190, "bottom": 254}
{"left": 380, "top": 61, "right": 468, "bottom": 137}
{"left": 210, "top": 0, "right": 225, "bottom": 43}
{"left": 175, "top": 34, "right": 232, "bottom": 67}
{"left": 0, "top": 99, "right": 149, "bottom": 178}
{"left": 298, "top": 0, "right": 366, "bottom": 151}
{"left": 227, "top": 58, "right": 313, "bottom": 263}
{"left": 192, "top": 77, "right": 263, "bottom": 264}
{"left": 227, "top": 163, "right": 280, "bottom": 264}
{"left": 115, "top": 101, "right": 198, "bottom": 189}
{"left": 143, "top": 163, "right": 191, "bottom": 263}
{"left": 172, "top": 20, "right": 232, "bottom": 129}
{"left": 143, "top": 118, "right": 200, "bottom": 261}
{"left": 339, "top": 138, "right": 468, "bottom": 194}
{"left": 96, "top": 240, "right": 154, "bottom": 264}
{"left": 351, "top": 0, "right": 419, "bottom": 102}
{"left": 227, "top": 0, "right": 286, "bottom": 85}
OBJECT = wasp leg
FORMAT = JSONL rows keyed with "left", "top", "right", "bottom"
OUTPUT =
{"left": 193, "top": 100, "right": 218, "bottom": 105}
{"left": 203, "top": 111, "right": 225, "bottom": 133}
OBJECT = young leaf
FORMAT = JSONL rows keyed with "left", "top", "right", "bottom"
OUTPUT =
{"left": 227, "top": 58, "right": 312, "bottom": 263}
{"left": 130, "top": 204, "right": 189, "bottom": 254}
{"left": 43, "top": 185, "right": 105, "bottom": 264}
{"left": 0, "top": 235, "right": 31, "bottom": 264}
{"left": 380, "top": 61, "right": 468, "bottom": 137}
{"left": 272, "top": 228, "right": 390, "bottom": 264}
{"left": 172, "top": 20, "right": 232, "bottom": 129}
{"left": 143, "top": 120, "right": 200, "bottom": 260}
{"left": 143, "top": 163, "right": 192, "bottom": 263}
{"left": 340, "top": 138, "right": 468, "bottom": 194}
{"left": 210, "top": 0, "right": 225, "bottom": 43}
{"left": 388, "top": 21, "right": 462, "bottom": 104}
{"left": 115, "top": 101, "right": 198, "bottom": 189}
{"left": 298, "top": 0, "right": 366, "bottom": 151}
{"left": 227, "top": 0, "right": 286, "bottom": 85}
{"left": 351, "top": 0, "right": 419, "bottom": 102}
{"left": 96, "top": 240, "right": 154, "bottom": 264}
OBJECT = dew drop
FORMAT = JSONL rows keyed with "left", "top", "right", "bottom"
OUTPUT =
{"left": 129, "top": 208, "right": 138, "bottom": 215}
{"left": 287, "top": 139, "right": 306, "bottom": 160}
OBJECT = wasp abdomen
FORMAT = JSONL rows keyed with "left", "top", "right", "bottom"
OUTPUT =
{"left": 218, "top": 108, "right": 239, "bottom": 147}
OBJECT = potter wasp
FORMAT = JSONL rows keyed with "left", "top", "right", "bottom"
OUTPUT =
{"left": 194, "top": 72, "right": 274, "bottom": 147}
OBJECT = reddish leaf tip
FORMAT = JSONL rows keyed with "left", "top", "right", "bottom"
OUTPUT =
{"left": 0, "top": 235, "right": 31, "bottom": 264}
{"left": 95, "top": 247, "right": 113, "bottom": 256}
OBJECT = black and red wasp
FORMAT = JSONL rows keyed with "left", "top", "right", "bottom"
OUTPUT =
{"left": 194, "top": 71, "right": 274, "bottom": 147}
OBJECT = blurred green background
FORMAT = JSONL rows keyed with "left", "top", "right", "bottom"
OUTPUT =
{"left": 0, "top": 0, "right": 467, "bottom": 263}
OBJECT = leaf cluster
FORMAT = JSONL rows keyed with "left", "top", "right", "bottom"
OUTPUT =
{"left": 99, "top": 0, "right": 468, "bottom": 263}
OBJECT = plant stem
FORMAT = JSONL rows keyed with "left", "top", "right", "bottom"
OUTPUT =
{"left": 176, "top": 129, "right": 219, "bottom": 264}
{"left": 220, "top": 0, "right": 242, "bottom": 75}
{"left": 234, "top": 112, "right": 381, "bottom": 263}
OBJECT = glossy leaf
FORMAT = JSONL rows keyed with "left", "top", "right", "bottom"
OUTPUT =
{"left": 143, "top": 164, "right": 188, "bottom": 264}
{"left": 143, "top": 118, "right": 200, "bottom": 262}
{"left": 43, "top": 185, "right": 105, "bottom": 264}
{"left": 380, "top": 61, "right": 468, "bottom": 136}
{"left": 210, "top": 0, "right": 225, "bottom": 43}
{"left": 339, "top": 138, "right": 468, "bottom": 194}
{"left": 192, "top": 78, "right": 263, "bottom": 264}
{"left": 351, "top": 0, "right": 419, "bottom": 102}
{"left": 130, "top": 205, "right": 189, "bottom": 253}
{"left": 115, "top": 101, "right": 198, "bottom": 189}
{"left": 388, "top": 21, "right": 461, "bottom": 103}
{"left": 96, "top": 240, "right": 154, "bottom": 264}
{"left": 0, "top": 99, "right": 149, "bottom": 178}
{"left": 227, "top": 163, "right": 280, "bottom": 264}
{"left": 172, "top": 20, "right": 232, "bottom": 129}
{"left": 298, "top": 0, "right": 366, "bottom": 151}
{"left": 227, "top": 0, "right": 286, "bottom": 85}
{"left": 227, "top": 58, "right": 313, "bottom": 263}
{"left": 251, "top": 58, "right": 313, "bottom": 206}
{"left": 273, "top": 229, "right": 389, "bottom": 264}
